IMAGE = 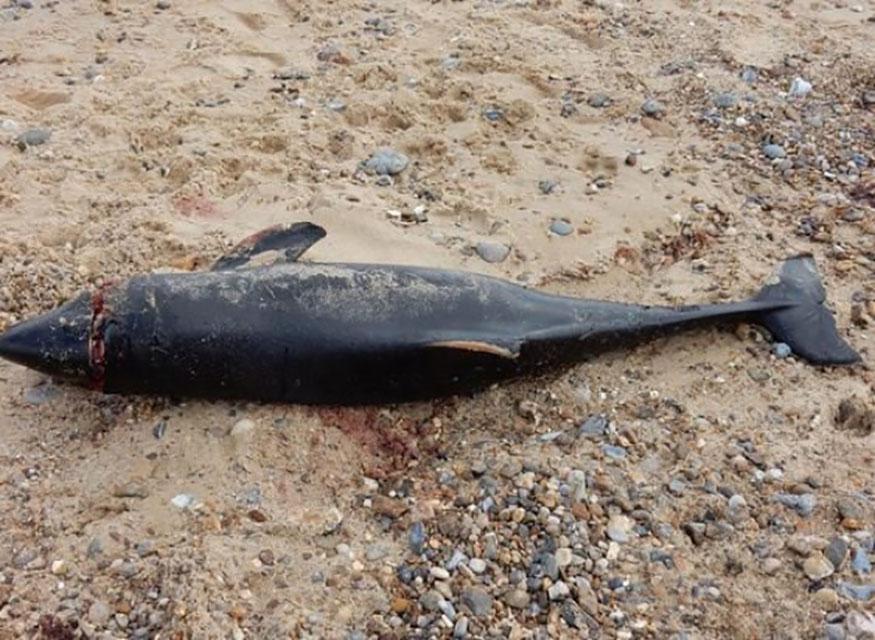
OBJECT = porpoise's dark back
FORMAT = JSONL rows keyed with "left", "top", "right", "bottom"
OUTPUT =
{"left": 102, "top": 263, "right": 583, "bottom": 403}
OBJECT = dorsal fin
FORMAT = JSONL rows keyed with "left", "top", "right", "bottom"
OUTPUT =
{"left": 211, "top": 222, "right": 327, "bottom": 271}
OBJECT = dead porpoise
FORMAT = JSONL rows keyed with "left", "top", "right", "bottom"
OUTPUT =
{"left": 0, "top": 223, "right": 860, "bottom": 405}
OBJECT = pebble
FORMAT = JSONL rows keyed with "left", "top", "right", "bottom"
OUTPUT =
{"left": 274, "top": 68, "right": 310, "bottom": 80}
{"left": 86, "top": 538, "right": 103, "bottom": 558}
{"left": 814, "top": 588, "right": 839, "bottom": 609}
{"left": 460, "top": 587, "right": 493, "bottom": 617}
{"left": 391, "top": 596, "right": 412, "bottom": 613}
{"left": 156, "top": 0, "right": 171, "bottom": 8}
{"left": 668, "top": 478, "right": 686, "bottom": 495}
{"left": 364, "top": 16, "right": 393, "bottom": 36}
{"left": 560, "top": 101, "right": 578, "bottom": 118}
{"left": 825, "top": 537, "right": 849, "bottom": 570}
{"left": 606, "top": 515, "right": 632, "bottom": 543}
{"left": 16, "top": 0, "right": 33, "bottom": 7}
{"left": 650, "top": 550, "right": 674, "bottom": 569}
{"left": 547, "top": 581, "right": 570, "bottom": 600}
{"left": 747, "top": 369, "right": 771, "bottom": 382}
{"left": 408, "top": 521, "right": 426, "bottom": 554}
{"left": 16, "top": 553, "right": 44, "bottom": 569}
{"left": 713, "top": 92, "right": 737, "bottom": 109}
{"left": 326, "top": 98, "right": 346, "bottom": 112}
{"left": 447, "top": 549, "right": 467, "bottom": 571}
{"left": 25, "top": 383, "right": 59, "bottom": 405}
{"left": 438, "top": 599, "right": 456, "bottom": 618}
{"left": 441, "top": 54, "right": 461, "bottom": 71}
{"left": 741, "top": 66, "right": 758, "bottom": 83}
{"left": 578, "top": 415, "right": 607, "bottom": 437}
{"left": 239, "top": 486, "right": 262, "bottom": 506}
{"left": 230, "top": 418, "right": 255, "bottom": 440}
{"left": 152, "top": 420, "right": 167, "bottom": 439}
{"left": 568, "top": 470, "right": 587, "bottom": 502}
{"left": 787, "top": 536, "right": 817, "bottom": 556}
{"left": 468, "top": 558, "right": 487, "bottom": 574}
{"left": 366, "top": 544, "right": 389, "bottom": 561}
{"left": 453, "top": 617, "right": 469, "bottom": 639}
{"left": 538, "top": 179, "right": 558, "bottom": 194}
{"left": 851, "top": 153, "right": 869, "bottom": 169}
{"left": 837, "top": 497, "right": 865, "bottom": 521}
{"left": 482, "top": 105, "right": 504, "bottom": 122}
{"left": 420, "top": 590, "right": 445, "bottom": 612}
{"left": 430, "top": 566, "right": 450, "bottom": 581}
{"left": 788, "top": 77, "right": 812, "bottom": 98}
{"left": 371, "top": 495, "right": 409, "bottom": 520}
{"left": 502, "top": 589, "right": 530, "bottom": 609}
{"left": 170, "top": 493, "right": 198, "bottom": 510}
{"left": 549, "top": 219, "right": 573, "bottom": 236}
{"left": 135, "top": 541, "right": 155, "bottom": 558}
{"left": 728, "top": 494, "right": 747, "bottom": 511}
{"left": 555, "top": 547, "right": 573, "bottom": 568}
{"left": 641, "top": 99, "right": 665, "bottom": 118}
{"left": 88, "top": 600, "right": 111, "bottom": 625}
{"left": 363, "top": 148, "right": 409, "bottom": 176}
{"left": 803, "top": 553, "right": 835, "bottom": 581}
{"left": 847, "top": 612, "right": 875, "bottom": 636}
{"left": 852, "top": 547, "right": 872, "bottom": 575}
{"left": 514, "top": 471, "right": 535, "bottom": 491}
{"left": 475, "top": 241, "right": 510, "bottom": 264}
{"left": 762, "top": 557, "right": 782, "bottom": 575}
{"left": 824, "top": 623, "right": 846, "bottom": 640}
{"left": 684, "top": 522, "right": 706, "bottom": 546}
{"left": 541, "top": 553, "right": 559, "bottom": 580}
{"left": 763, "top": 144, "right": 786, "bottom": 160}
{"left": 602, "top": 444, "right": 627, "bottom": 460}
{"left": 116, "top": 560, "right": 138, "bottom": 578}
{"left": 587, "top": 94, "right": 612, "bottom": 108}
{"left": 772, "top": 342, "right": 792, "bottom": 359}
{"left": 836, "top": 582, "right": 875, "bottom": 601}
{"left": 773, "top": 493, "right": 816, "bottom": 517}
{"left": 765, "top": 468, "right": 784, "bottom": 483}
{"left": 16, "top": 128, "right": 51, "bottom": 150}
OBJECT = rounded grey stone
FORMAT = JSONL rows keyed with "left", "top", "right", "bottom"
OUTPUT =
{"left": 460, "top": 587, "right": 493, "bottom": 618}
{"left": 363, "top": 148, "right": 409, "bottom": 176}
{"left": 763, "top": 144, "right": 786, "bottom": 160}
{"left": 825, "top": 537, "right": 849, "bottom": 571}
{"left": 588, "top": 94, "right": 612, "bottom": 108}
{"left": 550, "top": 219, "right": 574, "bottom": 236}
{"left": 772, "top": 342, "right": 792, "bottom": 358}
{"left": 475, "top": 241, "right": 510, "bottom": 264}
{"left": 16, "top": 128, "right": 51, "bottom": 149}
{"left": 713, "top": 92, "right": 738, "bottom": 109}
{"left": 642, "top": 99, "right": 665, "bottom": 117}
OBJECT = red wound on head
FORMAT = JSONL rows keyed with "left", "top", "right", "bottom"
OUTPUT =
{"left": 88, "top": 284, "right": 116, "bottom": 392}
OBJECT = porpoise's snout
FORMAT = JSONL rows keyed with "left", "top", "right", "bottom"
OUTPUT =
{"left": 0, "top": 292, "right": 94, "bottom": 385}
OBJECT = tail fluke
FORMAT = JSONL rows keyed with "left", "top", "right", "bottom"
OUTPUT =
{"left": 754, "top": 255, "right": 860, "bottom": 365}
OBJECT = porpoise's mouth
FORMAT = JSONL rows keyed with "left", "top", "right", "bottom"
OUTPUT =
{"left": 0, "top": 292, "right": 96, "bottom": 385}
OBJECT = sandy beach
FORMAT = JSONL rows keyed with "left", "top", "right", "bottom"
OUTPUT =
{"left": 0, "top": 0, "right": 873, "bottom": 638}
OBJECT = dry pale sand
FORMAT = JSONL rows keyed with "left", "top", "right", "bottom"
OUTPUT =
{"left": 0, "top": 0, "right": 873, "bottom": 638}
